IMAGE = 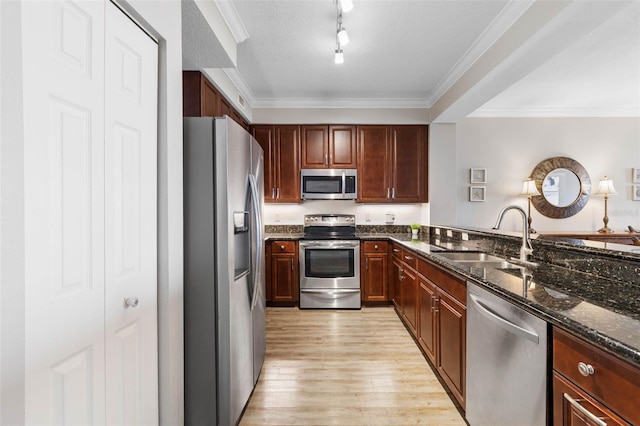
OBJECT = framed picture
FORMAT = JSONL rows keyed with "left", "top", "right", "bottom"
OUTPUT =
{"left": 470, "top": 168, "right": 487, "bottom": 184}
{"left": 470, "top": 186, "right": 486, "bottom": 202}
{"left": 633, "top": 184, "right": 640, "bottom": 201}
{"left": 633, "top": 168, "right": 640, "bottom": 183}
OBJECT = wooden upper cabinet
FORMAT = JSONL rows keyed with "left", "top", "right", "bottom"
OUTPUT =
{"left": 358, "top": 126, "right": 391, "bottom": 202}
{"left": 252, "top": 126, "right": 276, "bottom": 203}
{"left": 391, "top": 126, "right": 427, "bottom": 203}
{"left": 301, "top": 125, "right": 357, "bottom": 169}
{"left": 357, "top": 125, "right": 428, "bottom": 203}
{"left": 182, "top": 71, "right": 248, "bottom": 129}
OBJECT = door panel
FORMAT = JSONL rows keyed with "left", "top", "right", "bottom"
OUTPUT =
{"left": 301, "top": 125, "right": 328, "bottom": 169}
{"left": 329, "top": 125, "right": 357, "bottom": 168}
{"left": 357, "top": 126, "right": 390, "bottom": 202}
{"left": 391, "top": 126, "right": 424, "bottom": 202}
{"left": 22, "top": 1, "right": 106, "bottom": 423}
{"left": 104, "top": 2, "right": 158, "bottom": 424}
{"left": 275, "top": 126, "right": 300, "bottom": 202}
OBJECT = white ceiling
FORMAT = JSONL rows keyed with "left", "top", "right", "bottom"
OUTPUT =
{"left": 202, "top": 0, "right": 640, "bottom": 117}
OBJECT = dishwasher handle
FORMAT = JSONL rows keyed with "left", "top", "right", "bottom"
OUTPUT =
{"left": 469, "top": 292, "right": 539, "bottom": 344}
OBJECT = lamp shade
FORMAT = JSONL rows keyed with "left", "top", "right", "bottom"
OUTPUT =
{"left": 334, "top": 49, "right": 344, "bottom": 64}
{"left": 340, "top": 0, "right": 354, "bottom": 12}
{"left": 595, "top": 176, "right": 617, "bottom": 196}
{"left": 337, "top": 27, "right": 349, "bottom": 45}
{"left": 519, "top": 178, "right": 540, "bottom": 196}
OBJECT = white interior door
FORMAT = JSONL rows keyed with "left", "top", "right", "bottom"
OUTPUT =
{"left": 21, "top": 1, "right": 158, "bottom": 424}
{"left": 104, "top": 2, "right": 158, "bottom": 425}
{"left": 22, "top": 1, "right": 106, "bottom": 424}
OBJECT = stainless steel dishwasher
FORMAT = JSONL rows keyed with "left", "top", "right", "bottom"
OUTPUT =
{"left": 466, "top": 282, "right": 548, "bottom": 426}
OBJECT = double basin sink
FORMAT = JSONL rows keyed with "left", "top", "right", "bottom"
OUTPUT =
{"left": 436, "top": 251, "right": 522, "bottom": 270}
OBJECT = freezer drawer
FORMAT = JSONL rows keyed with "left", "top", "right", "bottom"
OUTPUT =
{"left": 300, "top": 288, "right": 361, "bottom": 309}
{"left": 466, "top": 282, "right": 548, "bottom": 426}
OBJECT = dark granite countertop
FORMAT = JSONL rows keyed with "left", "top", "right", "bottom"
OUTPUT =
{"left": 388, "top": 235, "right": 640, "bottom": 368}
{"left": 265, "top": 231, "right": 640, "bottom": 367}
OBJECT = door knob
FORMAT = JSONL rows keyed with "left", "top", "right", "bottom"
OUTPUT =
{"left": 124, "top": 297, "right": 139, "bottom": 308}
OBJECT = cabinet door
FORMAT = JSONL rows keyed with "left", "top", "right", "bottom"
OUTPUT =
{"left": 271, "top": 254, "right": 298, "bottom": 302}
{"left": 437, "top": 290, "right": 466, "bottom": 408}
{"left": 391, "top": 258, "right": 403, "bottom": 311}
{"left": 300, "top": 125, "right": 328, "bottom": 169}
{"left": 219, "top": 95, "right": 232, "bottom": 118}
{"left": 553, "top": 373, "right": 627, "bottom": 426}
{"left": 358, "top": 126, "right": 391, "bottom": 202}
{"left": 329, "top": 125, "right": 357, "bottom": 168}
{"left": 362, "top": 253, "right": 388, "bottom": 301}
{"left": 418, "top": 278, "right": 437, "bottom": 364}
{"left": 275, "top": 126, "right": 300, "bottom": 202}
{"left": 402, "top": 266, "right": 418, "bottom": 337}
{"left": 252, "top": 126, "right": 276, "bottom": 203}
{"left": 201, "top": 76, "right": 218, "bottom": 117}
{"left": 391, "top": 126, "right": 425, "bottom": 202}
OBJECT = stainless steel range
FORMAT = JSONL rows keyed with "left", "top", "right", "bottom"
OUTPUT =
{"left": 299, "top": 214, "right": 361, "bottom": 309}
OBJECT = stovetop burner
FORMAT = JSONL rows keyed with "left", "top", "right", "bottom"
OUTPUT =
{"left": 302, "top": 214, "right": 357, "bottom": 241}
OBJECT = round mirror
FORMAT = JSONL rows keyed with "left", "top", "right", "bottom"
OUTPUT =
{"left": 530, "top": 157, "right": 591, "bottom": 219}
{"left": 541, "top": 168, "right": 581, "bottom": 207}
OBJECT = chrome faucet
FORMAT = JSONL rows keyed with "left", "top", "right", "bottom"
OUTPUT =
{"left": 493, "top": 205, "right": 535, "bottom": 264}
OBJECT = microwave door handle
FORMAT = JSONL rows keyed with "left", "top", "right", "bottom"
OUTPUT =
{"left": 342, "top": 170, "right": 346, "bottom": 198}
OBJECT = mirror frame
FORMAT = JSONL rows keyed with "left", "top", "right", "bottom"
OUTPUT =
{"left": 530, "top": 156, "right": 591, "bottom": 219}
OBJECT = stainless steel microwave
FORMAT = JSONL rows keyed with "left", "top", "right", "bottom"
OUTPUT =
{"left": 300, "top": 169, "right": 357, "bottom": 200}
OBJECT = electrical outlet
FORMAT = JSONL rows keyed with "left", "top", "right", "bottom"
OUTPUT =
{"left": 366, "top": 213, "right": 371, "bottom": 222}
{"left": 275, "top": 213, "right": 280, "bottom": 222}
{"left": 462, "top": 233, "right": 469, "bottom": 241}
{"left": 446, "top": 230, "right": 453, "bottom": 237}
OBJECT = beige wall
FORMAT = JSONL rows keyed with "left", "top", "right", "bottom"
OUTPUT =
{"left": 446, "top": 117, "right": 640, "bottom": 232}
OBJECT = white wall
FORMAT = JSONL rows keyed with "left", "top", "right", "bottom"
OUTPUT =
{"left": 452, "top": 117, "right": 640, "bottom": 232}
{"left": 264, "top": 200, "right": 424, "bottom": 227}
{"left": 429, "top": 124, "right": 457, "bottom": 226}
{"left": 252, "top": 107, "right": 429, "bottom": 125}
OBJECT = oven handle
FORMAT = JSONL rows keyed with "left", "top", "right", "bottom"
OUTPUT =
{"left": 299, "top": 241, "right": 359, "bottom": 249}
{"left": 300, "top": 289, "right": 361, "bottom": 294}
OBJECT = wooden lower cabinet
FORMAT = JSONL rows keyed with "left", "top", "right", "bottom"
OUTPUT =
{"left": 436, "top": 289, "right": 466, "bottom": 408}
{"left": 266, "top": 241, "right": 299, "bottom": 305}
{"left": 553, "top": 327, "right": 640, "bottom": 425}
{"left": 390, "top": 245, "right": 466, "bottom": 410}
{"left": 417, "top": 278, "right": 437, "bottom": 363}
{"left": 361, "top": 241, "right": 389, "bottom": 302}
{"left": 553, "top": 373, "right": 627, "bottom": 426}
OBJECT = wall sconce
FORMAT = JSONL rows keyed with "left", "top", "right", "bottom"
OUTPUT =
{"left": 519, "top": 177, "right": 541, "bottom": 233}
{"left": 594, "top": 176, "right": 617, "bottom": 233}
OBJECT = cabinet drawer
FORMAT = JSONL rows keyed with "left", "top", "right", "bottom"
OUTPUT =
{"left": 553, "top": 327, "right": 640, "bottom": 424}
{"left": 271, "top": 241, "right": 296, "bottom": 253}
{"left": 417, "top": 257, "right": 466, "bottom": 305}
{"left": 390, "top": 244, "right": 403, "bottom": 260}
{"left": 401, "top": 249, "right": 417, "bottom": 271}
{"left": 363, "top": 241, "right": 388, "bottom": 253}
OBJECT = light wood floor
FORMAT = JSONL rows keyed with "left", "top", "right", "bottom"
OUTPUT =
{"left": 240, "top": 307, "right": 466, "bottom": 425}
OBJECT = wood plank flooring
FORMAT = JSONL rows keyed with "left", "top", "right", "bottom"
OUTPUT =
{"left": 240, "top": 307, "right": 466, "bottom": 425}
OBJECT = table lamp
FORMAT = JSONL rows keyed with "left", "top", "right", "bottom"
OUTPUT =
{"left": 594, "top": 176, "right": 616, "bottom": 233}
{"left": 520, "top": 177, "right": 541, "bottom": 233}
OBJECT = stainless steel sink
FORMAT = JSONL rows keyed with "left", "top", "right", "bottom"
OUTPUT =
{"left": 437, "top": 252, "right": 505, "bottom": 262}
{"left": 437, "top": 252, "right": 521, "bottom": 269}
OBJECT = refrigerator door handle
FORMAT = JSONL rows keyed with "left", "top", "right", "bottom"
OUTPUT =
{"left": 249, "top": 173, "right": 263, "bottom": 310}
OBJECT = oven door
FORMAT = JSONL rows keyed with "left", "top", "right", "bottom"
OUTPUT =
{"left": 299, "top": 240, "right": 360, "bottom": 289}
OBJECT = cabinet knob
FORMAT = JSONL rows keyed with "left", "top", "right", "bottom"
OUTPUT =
{"left": 578, "top": 362, "right": 595, "bottom": 377}
{"left": 374, "top": 244, "right": 378, "bottom": 250}
{"left": 280, "top": 245, "right": 285, "bottom": 250}
{"left": 124, "top": 297, "right": 139, "bottom": 308}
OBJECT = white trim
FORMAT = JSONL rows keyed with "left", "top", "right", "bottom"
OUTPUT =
{"left": 468, "top": 107, "right": 640, "bottom": 118}
{"left": 222, "top": 68, "right": 256, "bottom": 107}
{"left": 425, "top": 0, "right": 534, "bottom": 107}
{"left": 214, "top": 0, "right": 249, "bottom": 44}
{"left": 252, "top": 97, "right": 431, "bottom": 109}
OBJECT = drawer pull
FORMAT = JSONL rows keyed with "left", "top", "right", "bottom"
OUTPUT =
{"left": 393, "top": 249, "right": 401, "bottom": 253}
{"left": 404, "top": 255, "right": 414, "bottom": 261}
{"left": 578, "top": 362, "right": 595, "bottom": 377}
{"left": 563, "top": 393, "right": 607, "bottom": 426}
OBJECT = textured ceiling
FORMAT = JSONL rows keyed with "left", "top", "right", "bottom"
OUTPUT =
{"left": 232, "top": 0, "right": 510, "bottom": 105}
{"left": 203, "top": 0, "right": 640, "bottom": 116}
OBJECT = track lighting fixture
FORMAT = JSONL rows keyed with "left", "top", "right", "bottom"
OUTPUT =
{"left": 333, "top": 1, "right": 352, "bottom": 64}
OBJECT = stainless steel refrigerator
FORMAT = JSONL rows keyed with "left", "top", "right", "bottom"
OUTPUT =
{"left": 183, "top": 117, "right": 266, "bottom": 426}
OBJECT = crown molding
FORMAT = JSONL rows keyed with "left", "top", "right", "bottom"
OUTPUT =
{"left": 425, "top": 0, "right": 535, "bottom": 106}
{"left": 251, "top": 98, "right": 431, "bottom": 109}
{"left": 468, "top": 107, "right": 640, "bottom": 118}
{"left": 214, "top": 0, "right": 249, "bottom": 44}
{"left": 222, "top": 68, "right": 257, "bottom": 106}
